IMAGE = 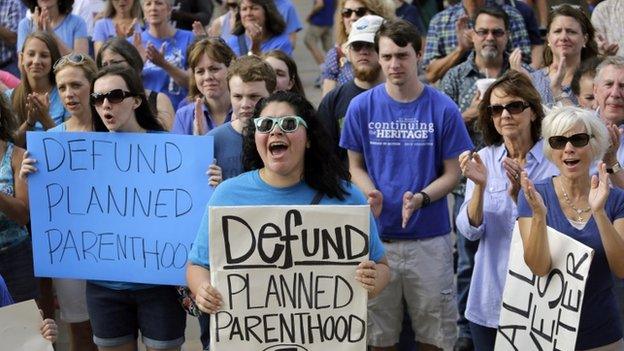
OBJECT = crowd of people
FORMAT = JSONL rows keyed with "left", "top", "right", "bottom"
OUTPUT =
{"left": 0, "top": 0, "right": 623, "bottom": 350}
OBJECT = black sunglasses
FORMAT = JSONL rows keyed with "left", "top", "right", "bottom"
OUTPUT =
{"left": 350, "top": 41, "right": 375, "bottom": 52}
{"left": 474, "top": 28, "right": 506, "bottom": 38}
{"left": 487, "top": 101, "right": 530, "bottom": 117}
{"left": 548, "top": 133, "right": 592, "bottom": 150}
{"left": 341, "top": 7, "right": 367, "bottom": 18}
{"left": 91, "top": 89, "right": 136, "bottom": 106}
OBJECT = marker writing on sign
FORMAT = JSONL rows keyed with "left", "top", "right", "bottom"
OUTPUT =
{"left": 221, "top": 209, "right": 369, "bottom": 269}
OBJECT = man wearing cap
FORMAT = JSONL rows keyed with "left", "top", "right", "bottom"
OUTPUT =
{"left": 438, "top": 8, "right": 532, "bottom": 350}
{"left": 340, "top": 19, "right": 473, "bottom": 351}
{"left": 318, "top": 15, "right": 385, "bottom": 164}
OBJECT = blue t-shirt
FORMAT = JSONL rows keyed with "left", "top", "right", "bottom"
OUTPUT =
{"left": 226, "top": 32, "right": 293, "bottom": 56}
{"left": 517, "top": 178, "right": 624, "bottom": 350}
{"left": 4, "top": 88, "right": 69, "bottom": 130}
{"left": 188, "top": 170, "right": 385, "bottom": 267}
{"left": 340, "top": 84, "right": 473, "bottom": 239}
{"left": 92, "top": 18, "right": 141, "bottom": 43}
{"left": 17, "top": 14, "right": 88, "bottom": 51}
{"left": 171, "top": 102, "right": 232, "bottom": 135}
{"left": 0, "top": 275, "right": 13, "bottom": 307}
{"left": 309, "top": 0, "right": 335, "bottom": 27}
{"left": 140, "top": 29, "right": 194, "bottom": 109}
{"left": 206, "top": 121, "right": 244, "bottom": 180}
{"left": 396, "top": 2, "right": 425, "bottom": 35}
{"left": 274, "top": 0, "right": 302, "bottom": 34}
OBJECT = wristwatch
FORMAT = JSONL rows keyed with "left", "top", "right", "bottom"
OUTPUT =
{"left": 418, "top": 191, "right": 431, "bottom": 208}
{"left": 607, "top": 162, "right": 622, "bottom": 174}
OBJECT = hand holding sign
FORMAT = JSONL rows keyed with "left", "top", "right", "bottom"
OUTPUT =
{"left": 195, "top": 280, "right": 223, "bottom": 314}
{"left": 40, "top": 317, "right": 57, "bottom": 343}
{"left": 355, "top": 260, "right": 377, "bottom": 292}
{"left": 206, "top": 160, "right": 222, "bottom": 187}
{"left": 19, "top": 151, "right": 37, "bottom": 180}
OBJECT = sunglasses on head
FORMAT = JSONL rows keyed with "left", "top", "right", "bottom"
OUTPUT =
{"left": 487, "top": 101, "right": 530, "bottom": 117}
{"left": 91, "top": 89, "right": 136, "bottom": 106}
{"left": 53, "top": 53, "right": 87, "bottom": 70}
{"left": 548, "top": 133, "right": 592, "bottom": 150}
{"left": 474, "top": 28, "right": 506, "bottom": 38}
{"left": 254, "top": 116, "right": 308, "bottom": 134}
{"left": 341, "top": 7, "right": 367, "bottom": 18}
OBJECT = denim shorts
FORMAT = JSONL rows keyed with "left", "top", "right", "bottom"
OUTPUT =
{"left": 0, "top": 237, "right": 39, "bottom": 302}
{"left": 86, "top": 282, "right": 186, "bottom": 349}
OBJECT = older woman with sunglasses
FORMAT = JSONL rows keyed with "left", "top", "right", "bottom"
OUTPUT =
{"left": 518, "top": 106, "right": 624, "bottom": 350}
{"left": 187, "top": 91, "right": 390, "bottom": 318}
{"left": 456, "top": 70, "right": 558, "bottom": 350}
{"left": 320, "top": 0, "right": 394, "bottom": 96}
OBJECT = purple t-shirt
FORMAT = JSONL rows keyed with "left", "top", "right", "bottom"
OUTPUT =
{"left": 340, "top": 84, "right": 473, "bottom": 239}
{"left": 171, "top": 102, "right": 232, "bottom": 135}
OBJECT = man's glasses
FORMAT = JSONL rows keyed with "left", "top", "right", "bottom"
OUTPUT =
{"left": 53, "top": 53, "right": 87, "bottom": 71}
{"left": 254, "top": 116, "right": 308, "bottom": 133}
{"left": 474, "top": 28, "right": 506, "bottom": 38}
{"left": 548, "top": 133, "right": 592, "bottom": 149}
{"left": 341, "top": 7, "right": 367, "bottom": 18}
{"left": 487, "top": 101, "right": 530, "bottom": 117}
{"left": 91, "top": 89, "right": 137, "bottom": 106}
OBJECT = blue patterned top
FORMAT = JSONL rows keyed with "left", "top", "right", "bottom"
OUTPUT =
{"left": 321, "top": 46, "right": 353, "bottom": 86}
{"left": 530, "top": 68, "right": 578, "bottom": 108}
{"left": 0, "top": 142, "right": 28, "bottom": 248}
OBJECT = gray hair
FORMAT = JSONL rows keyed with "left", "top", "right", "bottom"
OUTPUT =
{"left": 595, "top": 56, "right": 624, "bottom": 84}
{"left": 542, "top": 106, "right": 610, "bottom": 162}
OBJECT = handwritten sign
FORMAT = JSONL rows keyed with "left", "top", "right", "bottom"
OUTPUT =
{"left": 0, "top": 299, "right": 54, "bottom": 351}
{"left": 209, "top": 205, "right": 370, "bottom": 351}
{"left": 495, "top": 223, "right": 594, "bottom": 351}
{"left": 26, "top": 132, "right": 213, "bottom": 285}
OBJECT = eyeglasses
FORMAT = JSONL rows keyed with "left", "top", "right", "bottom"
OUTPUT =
{"left": 254, "top": 116, "right": 308, "bottom": 133}
{"left": 91, "top": 89, "right": 136, "bottom": 106}
{"left": 548, "top": 133, "right": 592, "bottom": 149}
{"left": 474, "top": 28, "right": 506, "bottom": 38}
{"left": 487, "top": 101, "right": 530, "bottom": 117}
{"left": 350, "top": 41, "right": 375, "bottom": 52}
{"left": 53, "top": 53, "right": 87, "bottom": 71}
{"left": 341, "top": 7, "right": 367, "bottom": 18}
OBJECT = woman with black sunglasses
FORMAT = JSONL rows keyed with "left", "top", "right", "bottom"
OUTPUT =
{"left": 518, "top": 106, "right": 624, "bottom": 350}
{"left": 456, "top": 70, "right": 558, "bottom": 350}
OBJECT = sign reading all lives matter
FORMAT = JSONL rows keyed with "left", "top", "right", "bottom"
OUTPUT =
{"left": 495, "top": 223, "right": 594, "bottom": 350}
{"left": 209, "top": 205, "right": 370, "bottom": 351}
{"left": 26, "top": 132, "right": 213, "bottom": 285}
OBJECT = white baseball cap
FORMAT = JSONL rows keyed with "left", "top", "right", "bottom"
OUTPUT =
{"left": 346, "top": 15, "right": 385, "bottom": 47}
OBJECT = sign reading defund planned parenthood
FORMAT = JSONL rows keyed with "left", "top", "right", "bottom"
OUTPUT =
{"left": 26, "top": 132, "right": 213, "bottom": 285}
{"left": 495, "top": 223, "right": 594, "bottom": 351}
{"left": 209, "top": 205, "right": 371, "bottom": 351}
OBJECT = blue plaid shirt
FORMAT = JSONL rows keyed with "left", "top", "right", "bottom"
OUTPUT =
{"left": 423, "top": 2, "right": 531, "bottom": 69}
{"left": 0, "top": 0, "right": 25, "bottom": 64}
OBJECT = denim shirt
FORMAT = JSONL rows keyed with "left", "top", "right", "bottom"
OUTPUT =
{"left": 455, "top": 139, "right": 558, "bottom": 328}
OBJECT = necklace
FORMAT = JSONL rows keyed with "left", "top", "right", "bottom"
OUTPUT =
{"left": 558, "top": 178, "right": 591, "bottom": 221}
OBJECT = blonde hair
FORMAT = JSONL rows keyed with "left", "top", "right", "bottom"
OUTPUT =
{"left": 334, "top": 0, "right": 395, "bottom": 45}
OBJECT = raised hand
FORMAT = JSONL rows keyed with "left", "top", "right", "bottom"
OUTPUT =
{"left": 146, "top": 42, "right": 167, "bottom": 67}
{"left": 456, "top": 15, "right": 473, "bottom": 52}
{"left": 206, "top": 161, "right": 222, "bottom": 187}
{"left": 589, "top": 163, "right": 610, "bottom": 213}
{"left": 596, "top": 33, "right": 619, "bottom": 56}
{"left": 192, "top": 20, "right": 207, "bottom": 36}
{"left": 402, "top": 191, "right": 422, "bottom": 229}
{"left": 550, "top": 55, "right": 567, "bottom": 98}
{"left": 367, "top": 189, "right": 383, "bottom": 218}
{"left": 192, "top": 98, "right": 206, "bottom": 135}
{"left": 520, "top": 171, "right": 546, "bottom": 216}
{"left": 603, "top": 123, "right": 621, "bottom": 165}
{"left": 460, "top": 150, "right": 487, "bottom": 187}
{"left": 133, "top": 32, "right": 147, "bottom": 62}
{"left": 509, "top": 48, "right": 530, "bottom": 77}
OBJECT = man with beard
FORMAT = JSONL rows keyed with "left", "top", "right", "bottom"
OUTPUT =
{"left": 317, "top": 15, "right": 385, "bottom": 163}
{"left": 438, "top": 7, "right": 531, "bottom": 351}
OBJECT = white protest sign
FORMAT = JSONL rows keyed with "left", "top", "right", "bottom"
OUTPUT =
{"left": 495, "top": 222, "right": 594, "bottom": 351}
{"left": 209, "top": 205, "right": 370, "bottom": 351}
{"left": 0, "top": 299, "right": 54, "bottom": 351}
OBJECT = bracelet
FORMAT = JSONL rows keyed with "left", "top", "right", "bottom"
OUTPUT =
{"left": 417, "top": 191, "right": 431, "bottom": 208}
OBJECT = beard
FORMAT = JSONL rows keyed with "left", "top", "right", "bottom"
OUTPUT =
{"left": 354, "top": 63, "right": 382, "bottom": 83}
{"left": 479, "top": 45, "right": 500, "bottom": 62}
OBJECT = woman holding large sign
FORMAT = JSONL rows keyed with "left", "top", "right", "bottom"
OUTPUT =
{"left": 186, "top": 91, "right": 390, "bottom": 313}
{"left": 456, "top": 70, "right": 558, "bottom": 350}
{"left": 518, "top": 106, "right": 624, "bottom": 350}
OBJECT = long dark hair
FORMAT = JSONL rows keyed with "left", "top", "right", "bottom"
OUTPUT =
{"left": 232, "top": 0, "right": 286, "bottom": 37}
{"left": 92, "top": 65, "right": 164, "bottom": 132}
{"left": 543, "top": 4, "right": 597, "bottom": 66}
{"left": 242, "top": 91, "right": 350, "bottom": 200}
{"left": 262, "top": 50, "right": 305, "bottom": 98}
{"left": 95, "top": 37, "right": 144, "bottom": 71}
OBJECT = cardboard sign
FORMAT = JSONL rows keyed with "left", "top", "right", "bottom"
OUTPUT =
{"left": 209, "top": 205, "right": 371, "bottom": 351}
{"left": 0, "top": 299, "right": 53, "bottom": 351}
{"left": 495, "top": 223, "right": 594, "bottom": 350}
{"left": 26, "top": 132, "right": 213, "bottom": 285}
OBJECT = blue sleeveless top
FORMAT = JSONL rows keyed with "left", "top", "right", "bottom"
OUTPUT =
{"left": 0, "top": 142, "right": 28, "bottom": 248}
